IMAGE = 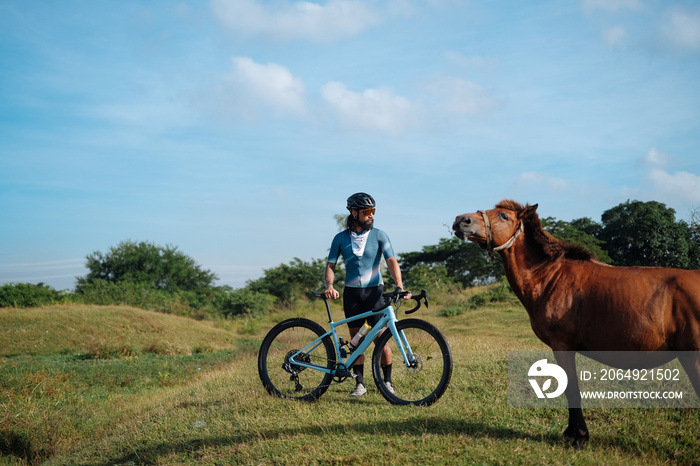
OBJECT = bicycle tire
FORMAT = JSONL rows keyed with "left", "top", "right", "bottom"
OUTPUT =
{"left": 371, "top": 318, "right": 452, "bottom": 406}
{"left": 258, "top": 318, "right": 336, "bottom": 402}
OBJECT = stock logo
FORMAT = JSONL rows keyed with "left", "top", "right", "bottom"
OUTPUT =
{"left": 528, "top": 359, "right": 567, "bottom": 399}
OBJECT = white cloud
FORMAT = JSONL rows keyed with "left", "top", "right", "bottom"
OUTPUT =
{"left": 646, "top": 169, "right": 700, "bottom": 203}
{"left": 638, "top": 147, "right": 670, "bottom": 168}
{"left": 224, "top": 57, "right": 307, "bottom": 118}
{"left": 320, "top": 82, "right": 416, "bottom": 134}
{"left": 603, "top": 26, "right": 626, "bottom": 46}
{"left": 660, "top": 8, "right": 700, "bottom": 52}
{"left": 211, "top": 0, "right": 382, "bottom": 42}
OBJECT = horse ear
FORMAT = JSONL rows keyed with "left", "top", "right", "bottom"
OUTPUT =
{"left": 520, "top": 203, "right": 538, "bottom": 219}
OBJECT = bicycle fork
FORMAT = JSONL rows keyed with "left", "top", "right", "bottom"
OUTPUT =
{"left": 388, "top": 321, "right": 421, "bottom": 372}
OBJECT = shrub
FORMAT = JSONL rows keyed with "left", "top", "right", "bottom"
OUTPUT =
{"left": 73, "top": 280, "right": 170, "bottom": 308}
{"left": 480, "top": 278, "right": 516, "bottom": 304}
{"left": 214, "top": 288, "right": 276, "bottom": 318}
{"left": 246, "top": 258, "right": 325, "bottom": 305}
{"left": 404, "top": 264, "right": 454, "bottom": 293}
{"left": 0, "top": 283, "right": 64, "bottom": 308}
{"left": 441, "top": 278, "right": 517, "bottom": 317}
{"left": 72, "top": 280, "right": 216, "bottom": 319}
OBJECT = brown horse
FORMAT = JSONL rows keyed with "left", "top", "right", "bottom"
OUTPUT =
{"left": 452, "top": 200, "right": 700, "bottom": 448}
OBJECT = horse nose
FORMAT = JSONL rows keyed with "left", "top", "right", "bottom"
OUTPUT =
{"left": 454, "top": 214, "right": 472, "bottom": 227}
{"left": 453, "top": 215, "right": 473, "bottom": 239}
{"left": 452, "top": 214, "right": 471, "bottom": 234}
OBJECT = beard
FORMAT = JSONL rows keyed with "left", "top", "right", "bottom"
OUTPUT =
{"left": 358, "top": 217, "right": 373, "bottom": 231}
{"left": 346, "top": 214, "right": 374, "bottom": 232}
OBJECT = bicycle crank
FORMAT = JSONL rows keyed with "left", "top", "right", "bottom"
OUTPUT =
{"left": 331, "top": 363, "right": 353, "bottom": 383}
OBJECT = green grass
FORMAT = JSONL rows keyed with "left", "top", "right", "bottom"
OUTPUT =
{"left": 0, "top": 305, "right": 238, "bottom": 358}
{"left": 1, "top": 291, "right": 699, "bottom": 465}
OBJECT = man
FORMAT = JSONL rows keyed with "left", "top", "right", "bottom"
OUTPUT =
{"left": 324, "top": 192, "right": 410, "bottom": 397}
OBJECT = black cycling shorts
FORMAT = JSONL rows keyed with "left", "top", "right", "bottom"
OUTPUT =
{"left": 343, "top": 284, "right": 386, "bottom": 328}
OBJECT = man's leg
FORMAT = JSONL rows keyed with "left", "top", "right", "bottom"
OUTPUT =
{"left": 349, "top": 327, "right": 367, "bottom": 396}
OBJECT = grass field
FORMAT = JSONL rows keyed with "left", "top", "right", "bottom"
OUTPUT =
{"left": 1, "top": 292, "right": 698, "bottom": 465}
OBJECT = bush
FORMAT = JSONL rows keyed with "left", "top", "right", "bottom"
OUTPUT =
{"left": 0, "top": 283, "right": 64, "bottom": 308}
{"left": 247, "top": 258, "right": 326, "bottom": 305}
{"left": 214, "top": 288, "right": 276, "bottom": 318}
{"left": 73, "top": 280, "right": 171, "bottom": 308}
{"left": 72, "top": 280, "right": 217, "bottom": 319}
{"left": 441, "top": 278, "right": 517, "bottom": 317}
{"left": 478, "top": 278, "right": 516, "bottom": 304}
{"left": 404, "top": 264, "right": 454, "bottom": 293}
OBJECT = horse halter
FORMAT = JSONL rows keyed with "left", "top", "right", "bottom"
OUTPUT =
{"left": 477, "top": 210, "right": 524, "bottom": 254}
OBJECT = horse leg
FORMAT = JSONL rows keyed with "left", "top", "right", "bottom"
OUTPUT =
{"left": 678, "top": 352, "right": 700, "bottom": 400}
{"left": 554, "top": 351, "right": 589, "bottom": 449}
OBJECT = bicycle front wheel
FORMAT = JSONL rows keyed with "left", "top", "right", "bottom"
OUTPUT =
{"left": 258, "top": 318, "right": 336, "bottom": 402}
{"left": 371, "top": 319, "right": 452, "bottom": 406}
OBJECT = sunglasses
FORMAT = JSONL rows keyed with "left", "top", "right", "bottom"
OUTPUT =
{"left": 358, "top": 208, "right": 376, "bottom": 216}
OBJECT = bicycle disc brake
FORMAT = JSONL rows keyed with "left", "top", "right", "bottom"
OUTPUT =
{"left": 406, "top": 354, "right": 424, "bottom": 374}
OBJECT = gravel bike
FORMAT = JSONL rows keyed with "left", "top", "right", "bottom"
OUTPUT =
{"left": 257, "top": 288, "right": 452, "bottom": 406}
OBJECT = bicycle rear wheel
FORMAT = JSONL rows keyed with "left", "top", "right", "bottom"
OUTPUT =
{"left": 258, "top": 318, "right": 336, "bottom": 402}
{"left": 371, "top": 318, "right": 452, "bottom": 406}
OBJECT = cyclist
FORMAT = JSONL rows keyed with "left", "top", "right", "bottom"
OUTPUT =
{"left": 324, "top": 192, "right": 410, "bottom": 397}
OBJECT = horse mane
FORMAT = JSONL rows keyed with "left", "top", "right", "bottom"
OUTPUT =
{"left": 496, "top": 200, "right": 595, "bottom": 261}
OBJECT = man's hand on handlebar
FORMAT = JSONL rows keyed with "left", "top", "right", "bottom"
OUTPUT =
{"left": 324, "top": 286, "right": 340, "bottom": 300}
{"left": 385, "top": 287, "right": 411, "bottom": 304}
{"left": 313, "top": 287, "right": 429, "bottom": 314}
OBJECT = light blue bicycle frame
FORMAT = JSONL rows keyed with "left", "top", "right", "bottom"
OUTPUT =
{"left": 288, "top": 304, "right": 416, "bottom": 375}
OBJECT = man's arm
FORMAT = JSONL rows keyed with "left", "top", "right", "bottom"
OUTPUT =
{"left": 324, "top": 262, "right": 340, "bottom": 299}
{"left": 385, "top": 256, "right": 411, "bottom": 299}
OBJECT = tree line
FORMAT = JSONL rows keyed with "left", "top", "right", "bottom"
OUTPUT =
{"left": 2, "top": 200, "right": 698, "bottom": 315}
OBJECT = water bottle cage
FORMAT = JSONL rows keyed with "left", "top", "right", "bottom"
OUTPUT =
{"left": 348, "top": 336, "right": 365, "bottom": 353}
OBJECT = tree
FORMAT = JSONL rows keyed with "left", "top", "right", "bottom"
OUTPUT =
{"left": 0, "top": 282, "right": 64, "bottom": 308}
{"left": 570, "top": 217, "right": 603, "bottom": 239}
{"left": 688, "top": 207, "right": 700, "bottom": 268}
{"left": 246, "top": 257, "right": 327, "bottom": 305}
{"left": 599, "top": 200, "right": 694, "bottom": 268}
{"left": 334, "top": 213, "right": 347, "bottom": 231}
{"left": 399, "top": 237, "right": 503, "bottom": 287}
{"left": 541, "top": 217, "right": 612, "bottom": 264}
{"left": 76, "top": 240, "right": 217, "bottom": 293}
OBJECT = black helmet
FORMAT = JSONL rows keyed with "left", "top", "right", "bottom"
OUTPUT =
{"left": 346, "top": 192, "right": 376, "bottom": 212}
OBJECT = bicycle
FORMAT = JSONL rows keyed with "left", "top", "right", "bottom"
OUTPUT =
{"left": 257, "top": 288, "right": 453, "bottom": 406}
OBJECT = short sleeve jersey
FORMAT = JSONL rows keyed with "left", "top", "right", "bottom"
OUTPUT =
{"left": 327, "top": 228, "right": 396, "bottom": 288}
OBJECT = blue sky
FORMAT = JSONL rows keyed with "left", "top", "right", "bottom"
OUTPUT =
{"left": 1, "top": 0, "right": 699, "bottom": 291}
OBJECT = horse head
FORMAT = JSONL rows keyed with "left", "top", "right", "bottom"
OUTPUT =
{"left": 452, "top": 201, "right": 538, "bottom": 253}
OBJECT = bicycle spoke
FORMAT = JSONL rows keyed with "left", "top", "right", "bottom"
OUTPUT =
{"left": 372, "top": 319, "right": 452, "bottom": 406}
{"left": 258, "top": 318, "right": 335, "bottom": 401}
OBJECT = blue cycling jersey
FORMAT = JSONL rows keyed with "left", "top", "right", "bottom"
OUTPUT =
{"left": 327, "top": 228, "right": 396, "bottom": 288}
